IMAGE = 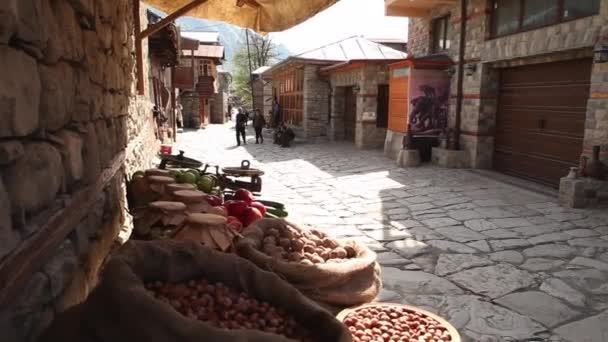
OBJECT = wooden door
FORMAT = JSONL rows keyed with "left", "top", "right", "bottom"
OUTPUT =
{"left": 377, "top": 84, "right": 389, "bottom": 128}
{"left": 344, "top": 87, "right": 357, "bottom": 141}
{"left": 494, "top": 58, "right": 592, "bottom": 186}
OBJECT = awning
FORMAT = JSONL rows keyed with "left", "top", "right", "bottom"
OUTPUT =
{"left": 144, "top": 0, "right": 339, "bottom": 32}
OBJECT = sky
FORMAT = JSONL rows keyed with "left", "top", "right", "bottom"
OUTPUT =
{"left": 269, "top": 0, "right": 408, "bottom": 54}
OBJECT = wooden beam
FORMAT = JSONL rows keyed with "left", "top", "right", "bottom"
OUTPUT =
{"left": 134, "top": 0, "right": 144, "bottom": 95}
{"left": 0, "top": 151, "right": 126, "bottom": 307}
{"left": 138, "top": 0, "right": 209, "bottom": 40}
{"left": 171, "top": 67, "right": 177, "bottom": 142}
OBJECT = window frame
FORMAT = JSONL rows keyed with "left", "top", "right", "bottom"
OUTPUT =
{"left": 431, "top": 15, "right": 450, "bottom": 53}
{"left": 490, "top": 0, "right": 600, "bottom": 39}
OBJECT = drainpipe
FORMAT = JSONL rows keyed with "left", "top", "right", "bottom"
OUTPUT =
{"left": 451, "top": 0, "right": 467, "bottom": 150}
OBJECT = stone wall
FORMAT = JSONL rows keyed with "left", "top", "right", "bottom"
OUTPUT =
{"left": 181, "top": 92, "right": 201, "bottom": 128}
{"left": 303, "top": 64, "right": 330, "bottom": 139}
{"left": 408, "top": 0, "right": 608, "bottom": 171}
{"left": 328, "top": 64, "right": 389, "bottom": 149}
{"left": 0, "top": 1, "right": 157, "bottom": 340}
{"left": 211, "top": 72, "right": 230, "bottom": 124}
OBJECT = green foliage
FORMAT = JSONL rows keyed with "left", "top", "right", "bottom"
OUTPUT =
{"left": 231, "top": 31, "right": 278, "bottom": 106}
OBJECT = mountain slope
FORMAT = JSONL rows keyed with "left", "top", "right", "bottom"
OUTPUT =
{"left": 146, "top": 7, "right": 291, "bottom": 74}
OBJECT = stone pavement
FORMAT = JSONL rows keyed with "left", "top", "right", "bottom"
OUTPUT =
{"left": 177, "top": 124, "right": 608, "bottom": 342}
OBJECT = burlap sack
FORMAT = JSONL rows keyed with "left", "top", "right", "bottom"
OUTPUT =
{"left": 41, "top": 240, "right": 351, "bottom": 342}
{"left": 235, "top": 219, "right": 381, "bottom": 306}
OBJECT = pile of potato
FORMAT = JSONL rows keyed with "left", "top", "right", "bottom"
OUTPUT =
{"left": 146, "top": 278, "right": 313, "bottom": 341}
{"left": 343, "top": 305, "right": 454, "bottom": 342}
{"left": 261, "top": 224, "right": 356, "bottom": 265}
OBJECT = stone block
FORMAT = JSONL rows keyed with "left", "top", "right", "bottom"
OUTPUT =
{"left": 72, "top": 69, "right": 92, "bottom": 122}
{"left": 0, "top": 46, "right": 40, "bottom": 138}
{"left": 50, "top": 0, "right": 84, "bottom": 62}
{"left": 15, "top": 0, "right": 48, "bottom": 54}
{"left": 42, "top": 240, "right": 78, "bottom": 299}
{"left": 0, "top": 179, "right": 19, "bottom": 260}
{"left": 39, "top": 62, "right": 75, "bottom": 131}
{"left": 95, "top": 120, "right": 112, "bottom": 167}
{"left": 559, "top": 177, "right": 586, "bottom": 208}
{"left": 397, "top": 149, "right": 421, "bottom": 167}
{"left": 56, "top": 130, "right": 84, "bottom": 186}
{"left": 432, "top": 147, "right": 470, "bottom": 168}
{"left": 4, "top": 142, "right": 63, "bottom": 215}
{"left": 82, "top": 122, "right": 101, "bottom": 184}
{"left": 0, "top": 141, "right": 24, "bottom": 165}
{"left": 384, "top": 130, "right": 405, "bottom": 160}
{"left": 0, "top": 0, "right": 17, "bottom": 44}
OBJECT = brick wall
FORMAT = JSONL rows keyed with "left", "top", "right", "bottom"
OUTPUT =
{"left": 0, "top": 1, "right": 157, "bottom": 340}
{"left": 407, "top": 0, "right": 608, "bottom": 169}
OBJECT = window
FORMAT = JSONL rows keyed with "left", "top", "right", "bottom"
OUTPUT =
{"left": 431, "top": 16, "right": 450, "bottom": 53}
{"left": 198, "top": 60, "right": 212, "bottom": 76}
{"left": 491, "top": 0, "right": 600, "bottom": 38}
{"left": 563, "top": 0, "right": 600, "bottom": 20}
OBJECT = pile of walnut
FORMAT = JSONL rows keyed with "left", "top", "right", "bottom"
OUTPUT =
{"left": 343, "top": 306, "right": 453, "bottom": 342}
{"left": 146, "top": 278, "right": 313, "bottom": 341}
{"left": 261, "top": 224, "right": 356, "bottom": 265}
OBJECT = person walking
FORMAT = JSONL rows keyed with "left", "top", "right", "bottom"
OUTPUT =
{"left": 271, "top": 97, "right": 282, "bottom": 128}
{"left": 252, "top": 109, "right": 266, "bottom": 144}
{"left": 235, "top": 108, "right": 247, "bottom": 146}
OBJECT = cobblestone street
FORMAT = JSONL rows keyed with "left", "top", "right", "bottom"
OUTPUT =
{"left": 177, "top": 124, "right": 608, "bottom": 342}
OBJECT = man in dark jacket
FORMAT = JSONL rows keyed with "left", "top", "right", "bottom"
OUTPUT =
{"left": 252, "top": 109, "right": 266, "bottom": 144}
{"left": 235, "top": 108, "right": 247, "bottom": 146}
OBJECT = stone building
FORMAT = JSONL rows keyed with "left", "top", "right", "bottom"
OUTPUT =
{"left": 0, "top": 1, "right": 159, "bottom": 340}
{"left": 320, "top": 38, "right": 407, "bottom": 148}
{"left": 252, "top": 66, "right": 273, "bottom": 124}
{"left": 177, "top": 31, "right": 225, "bottom": 128}
{"left": 264, "top": 36, "right": 406, "bottom": 143}
{"left": 147, "top": 9, "right": 180, "bottom": 141}
{"left": 211, "top": 69, "right": 231, "bottom": 124}
{"left": 386, "top": 0, "right": 608, "bottom": 205}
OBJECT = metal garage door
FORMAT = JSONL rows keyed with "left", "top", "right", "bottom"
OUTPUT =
{"left": 494, "top": 58, "right": 592, "bottom": 187}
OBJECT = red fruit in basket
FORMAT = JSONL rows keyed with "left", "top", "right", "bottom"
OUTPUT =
{"left": 250, "top": 201, "right": 267, "bottom": 216}
{"left": 224, "top": 200, "right": 248, "bottom": 217}
{"left": 234, "top": 189, "right": 254, "bottom": 205}
{"left": 241, "top": 207, "right": 263, "bottom": 227}
{"left": 203, "top": 195, "right": 223, "bottom": 207}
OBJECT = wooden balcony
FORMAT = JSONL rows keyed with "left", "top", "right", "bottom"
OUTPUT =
{"left": 385, "top": 0, "right": 458, "bottom": 17}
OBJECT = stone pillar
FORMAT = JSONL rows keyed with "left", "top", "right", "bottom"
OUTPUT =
{"left": 329, "top": 87, "right": 345, "bottom": 141}
{"left": 355, "top": 65, "right": 387, "bottom": 149}
{"left": 302, "top": 65, "right": 329, "bottom": 140}
{"left": 180, "top": 92, "right": 201, "bottom": 129}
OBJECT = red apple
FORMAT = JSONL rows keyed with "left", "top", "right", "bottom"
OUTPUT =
{"left": 241, "top": 207, "right": 263, "bottom": 227}
{"left": 234, "top": 188, "right": 254, "bottom": 205}
{"left": 224, "top": 200, "right": 248, "bottom": 217}
{"left": 203, "top": 195, "right": 222, "bottom": 207}
{"left": 250, "top": 201, "right": 267, "bottom": 216}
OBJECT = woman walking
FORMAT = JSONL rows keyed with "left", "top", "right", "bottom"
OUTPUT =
{"left": 252, "top": 109, "right": 266, "bottom": 144}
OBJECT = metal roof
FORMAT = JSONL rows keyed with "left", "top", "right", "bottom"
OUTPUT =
{"left": 182, "top": 45, "right": 225, "bottom": 59}
{"left": 252, "top": 66, "right": 271, "bottom": 75}
{"left": 181, "top": 31, "right": 220, "bottom": 44}
{"left": 296, "top": 36, "right": 407, "bottom": 62}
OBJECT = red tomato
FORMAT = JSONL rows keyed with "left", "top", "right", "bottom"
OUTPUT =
{"left": 234, "top": 189, "right": 254, "bottom": 205}
{"left": 224, "top": 200, "right": 248, "bottom": 217}
{"left": 241, "top": 207, "right": 263, "bottom": 227}
{"left": 249, "top": 201, "right": 267, "bottom": 216}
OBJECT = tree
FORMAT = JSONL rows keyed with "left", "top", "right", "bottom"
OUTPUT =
{"left": 232, "top": 30, "right": 278, "bottom": 106}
